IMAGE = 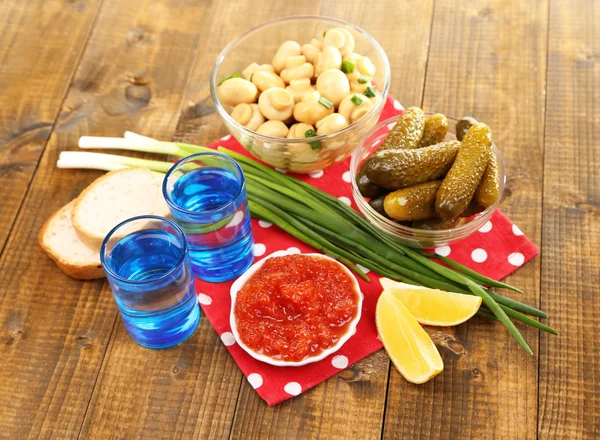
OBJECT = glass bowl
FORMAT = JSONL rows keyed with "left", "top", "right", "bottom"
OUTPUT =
{"left": 210, "top": 16, "right": 391, "bottom": 174}
{"left": 350, "top": 115, "right": 506, "bottom": 249}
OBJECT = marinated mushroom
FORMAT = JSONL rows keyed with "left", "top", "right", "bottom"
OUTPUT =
{"left": 316, "top": 69, "right": 350, "bottom": 107}
{"left": 301, "top": 42, "right": 321, "bottom": 64}
{"left": 280, "top": 55, "right": 314, "bottom": 84}
{"left": 258, "top": 87, "right": 295, "bottom": 121}
{"left": 256, "top": 120, "right": 289, "bottom": 137}
{"left": 293, "top": 92, "right": 334, "bottom": 125}
{"left": 286, "top": 78, "right": 316, "bottom": 102}
{"left": 251, "top": 70, "right": 285, "bottom": 92}
{"left": 242, "top": 62, "right": 275, "bottom": 80}
{"left": 314, "top": 46, "right": 342, "bottom": 77}
{"left": 231, "top": 103, "right": 264, "bottom": 131}
{"left": 287, "top": 122, "right": 315, "bottom": 139}
{"left": 316, "top": 113, "right": 349, "bottom": 136}
{"left": 217, "top": 77, "right": 258, "bottom": 107}
{"left": 272, "top": 41, "right": 302, "bottom": 73}
{"left": 338, "top": 94, "right": 374, "bottom": 123}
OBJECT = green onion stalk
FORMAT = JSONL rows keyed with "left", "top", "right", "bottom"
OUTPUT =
{"left": 58, "top": 135, "right": 557, "bottom": 353}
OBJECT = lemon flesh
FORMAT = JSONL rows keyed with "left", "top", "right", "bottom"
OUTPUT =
{"left": 376, "top": 291, "right": 443, "bottom": 384}
{"left": 380, "top": 278, "right": 482, "bottom": 326}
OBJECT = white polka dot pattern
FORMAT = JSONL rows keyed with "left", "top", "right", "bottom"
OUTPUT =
{"left": 342, "top": 171, "right": 352, "bottom": 183}
{"left": 331, "top": 355, "right": 349, "bottom": 369}
{"left": 308, "top": 170, "right": 324, "bottom": 178}
{"left": 247, "top": 373, "right": 263, "bottom": 389}
{"left": 198, "top": 293, "right": 212, "bottom": 305}
{"left": 220, "top": 332, "right": 235, "bottom": 346}
{"left": 512, "top": 224, "right": 524, "bottom": 236}
{"left": 508, "top": 252, "right": 525, "bottom": 266}
{"left": 252, "top": 243, "right": 266, "bottom": 256}
{"left": 286, "top": 247, "right": 301, "bottom": 254}
{"left": 478, "top": 221, "right": 493, "bottom": 233}
{"left": 338, "top": 196, "right": 351, "bottom": 206}
{"left": 471, "top": 248, "right": 488, "bottom": 263}
{"left": 258, "top": 220, "right": 272, "bottom": 228}
{"left": 434, "top": 246, "right": 451, "bottom": 257}
{"left": 284, "top": 382, "right": 302, "bottom": 396}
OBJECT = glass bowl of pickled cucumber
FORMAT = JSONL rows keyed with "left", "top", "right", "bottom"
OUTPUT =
{"left": 210, "top": 16, "right": 391, "bottom": 173}
{"left": 350, "top": 111, "right": 505, "bottom": 248}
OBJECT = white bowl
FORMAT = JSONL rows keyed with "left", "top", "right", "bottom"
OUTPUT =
{"left": 229, "top": 250, "right": 364, "bottom": 367}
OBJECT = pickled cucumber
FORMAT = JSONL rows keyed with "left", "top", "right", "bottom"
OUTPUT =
{"left": 365, "top": 140, "right": 461, "bottom": 190}
{"left": 369, "top": 194, "right": 392, "bottom": 219}
{"left": 418, "top": 114, "right": 449, "bottom": 148}
{"left": 474, "top": 152, "right": 501, "bottom": 208}
{"left": 383, "top": 180, "right": 440, "bottom": 221}
{"left": 436, "top": 123, "right": 493, "bottom": 220}
{"left": 455, "top": 116, "right": 478, "bottom": 141}
{"left": 357, "top": 163, "right": 384, "bottom": 198}
{"left": 379, "top": 106, "right": 426, "bottom": 151}
{"left": 461, "top": 200, "right": 486, "bottom": 217}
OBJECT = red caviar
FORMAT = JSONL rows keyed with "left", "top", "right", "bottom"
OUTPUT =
{"left": 234, "top": 254, "right": 359, "bottom": 362}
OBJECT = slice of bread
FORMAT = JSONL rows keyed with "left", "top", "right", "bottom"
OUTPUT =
{"left": 38, "top": 200, "right": 105, "bottom": 280}
{"left": 71, "top": 168, "right": 170, "bottom": 247}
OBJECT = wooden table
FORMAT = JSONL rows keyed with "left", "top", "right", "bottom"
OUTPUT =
{"left": 1, "top": 0, "right": 598, "bottom": 438}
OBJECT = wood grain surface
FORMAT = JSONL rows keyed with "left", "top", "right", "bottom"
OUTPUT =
{"left": 0, "top": 0, "right": 597, "bottom": 438}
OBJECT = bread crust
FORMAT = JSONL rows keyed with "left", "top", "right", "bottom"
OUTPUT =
{"left": 38, "top": 201, "right": 105, "bottom": 280}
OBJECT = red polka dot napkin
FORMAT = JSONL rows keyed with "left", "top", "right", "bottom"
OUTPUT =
{"left": 194, "top": 96, "right": 539, "bottom": 406}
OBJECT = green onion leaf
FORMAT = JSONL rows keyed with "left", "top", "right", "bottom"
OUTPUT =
{"left": 341, "top": 60, "right": 355, "bottom": 74}
{"left": 218, "top": 74, "right": 240, "bottom": 86}
{"left": 351, "top": 95, "right": 363, "bottom": 105}
{"left": 323, "top": 30, "right": 327, "bottom": 37}
{"left": 357, "top": 75, "right": 370, "bottom": 84}
{"left": 305, "top": 129, "right": 321, "bottom": 150}
{"left": 364, "top": 86, "right": 377, "bottom": 98}
{"left": 318, "top": 96, "right": 333, "bottom": 109}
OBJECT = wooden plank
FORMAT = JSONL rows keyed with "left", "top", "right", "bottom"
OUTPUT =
{"left": 538, "top": 0, "right": 600, "bottom": 438}
{"left": 382, "top": 1, "right": 549, "bottom": 439}
{"left": 212, "top": 2, "right": 435, "bottom": 439}
{"left": 0, "top": 1, "right": 212, "bottom": 438}
{"left": 0, "top": 0, "right": 104, "bottom": 254}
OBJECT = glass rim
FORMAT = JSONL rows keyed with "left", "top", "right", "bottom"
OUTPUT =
{"left": 162, "top": 151, "right": 245, "bottom": 216}
{"left": 100, "top": 215, "right": 188, "bottom": 285}
{"left": 350, "top": 114, "right": 506, "bottom": 240}
{"left": 209, "top": 14, "right": 392, "bottom": 144}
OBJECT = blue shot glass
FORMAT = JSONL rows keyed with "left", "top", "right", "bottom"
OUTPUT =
{"left": 100, "top": 216, "right": 200, "bottom": 349}
{"left": 162, "top": 152, "right": 254, "bottom": 282}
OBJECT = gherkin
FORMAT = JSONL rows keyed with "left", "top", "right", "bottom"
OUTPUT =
{"left": 379, "top": 106, "right": 426, "bottom": 151}
{"left": 455, "top": 116, "right": 478, "bottom": 141}
{"left": 356, "top": 163, "right": 384, "bottom": 198}
{"left": 365, "top": 140, "right": 461, "bottom": 190}
{"left": 418, "top": 113, "right": 449, "bottom": 148}
{"left": 368, "top": 193, "right": 391, "bottom": 219}
{"left": 436, "top": 123, "right": 493, "bottom": 220}
{"left": 474, "top": 152, "right": 501, "bottom": 208}
{"left": 383, "top": 180, "right": 440, "bottom": 221}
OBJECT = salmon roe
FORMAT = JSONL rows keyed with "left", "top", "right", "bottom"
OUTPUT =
{"left": 234, "top": 254, "right": 359, "bottom": 362}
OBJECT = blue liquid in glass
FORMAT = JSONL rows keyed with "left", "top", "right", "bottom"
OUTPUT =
{"left": 169, "top": 167, "right": 254, "bottom": 282}
{"left": 109, "top": 229, "right": 200, "bottom": 349}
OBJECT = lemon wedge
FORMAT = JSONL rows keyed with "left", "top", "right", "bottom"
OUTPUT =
{"left": 379, "top": 278, "right": 482, "bottom": 326}
{"left": 376, "top": 291, "right": 443, "bottom": 384}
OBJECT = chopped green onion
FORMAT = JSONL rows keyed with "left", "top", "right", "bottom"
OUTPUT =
{"left": 323, "top": 30, "right": 327, "bottom": 37}
{"left": 305, "top": 129, "right": 321, "bottom": 150}
{"left": 351, "top": 95, "right": 363, "bottom": 105}
{"left": 318, "top": 96, "right": 333, "bottom": 109}
{"left": 341, "top": 60, "right": 355, "bottom": 74}
{"left": 357, "top": 75, "right": 370, "bottom": 84}
{"left": 249, "top": 73, "right": 254, "bottom": 82}
{"left": 364, "top": 86, "right": 377, "bottom": 98}
{"left": 218, "top": 74, "right": 240, "bottom": 86}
